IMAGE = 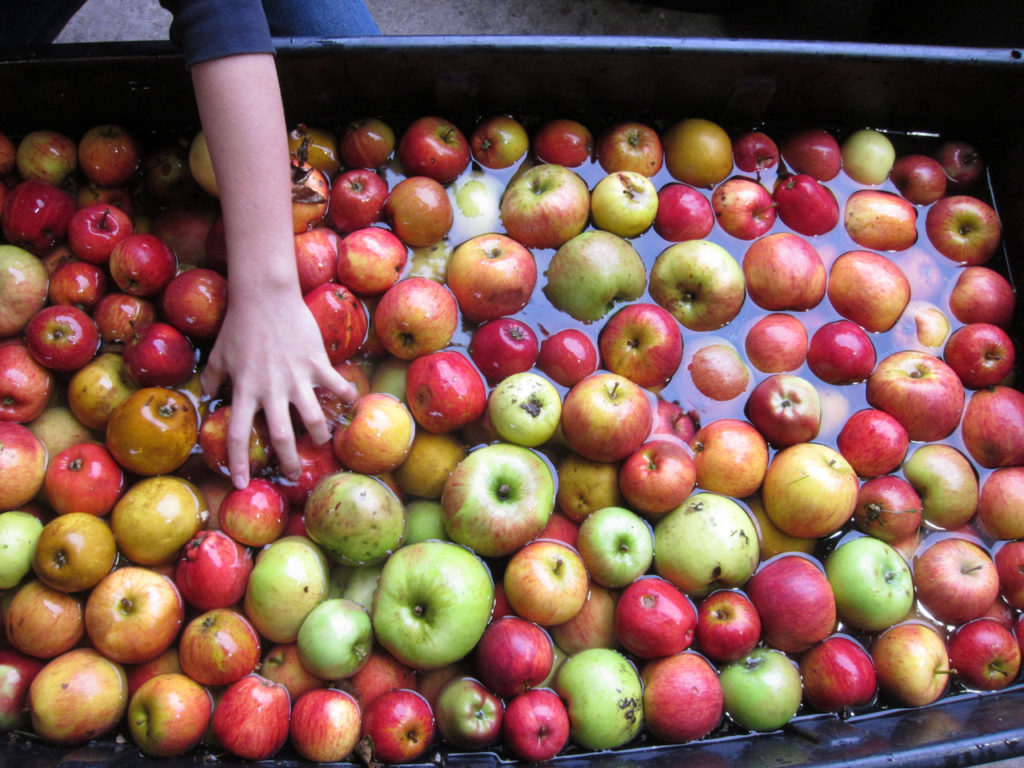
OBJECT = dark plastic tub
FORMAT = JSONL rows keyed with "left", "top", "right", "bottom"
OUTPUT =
{"left": 1, "top": 36, "right": 1023, "bottom": 767}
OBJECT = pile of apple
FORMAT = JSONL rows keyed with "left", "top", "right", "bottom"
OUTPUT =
{"left": 1, "top": 105, "right": 1022, "bottom": 766}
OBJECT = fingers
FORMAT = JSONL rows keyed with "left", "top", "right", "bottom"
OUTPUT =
{"left": 225, "top": 395, "right": 257, "bottom": 490}
{"left": 263, "top": 395, "right": 301, "bottom": 483}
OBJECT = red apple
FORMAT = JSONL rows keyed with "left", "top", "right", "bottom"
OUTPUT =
{"left": 197, "top": 403, "right": 272, "bottom": 480}
{"left": 800, "top": 634, "right": 877, "bottom": 712}
{"left": 742, "top": 232, "right": 826, "bottom": 311}
{"left": 501, "top": 687, "right": 570, "bottom": 762}
{"left": 122, "top": 321, "right": 196, "bottom": 387}
{"left": 689, "top": 417, "right": 768, "bottom": 500}
{"left": 780, "top": 128, "right": 841, "bottom": 180}
{"left": 2, "top": 179, "right": 76, "bottom": 252}
{"left": 613, "top": 575, "right": 696, "bottom": 659}
{"left": 560, "top": 372, "right": 653, "bottom": 464}
{"left": 806, "top": 319, "right": 877, "bottom": 385}
{"left": 332, "top": 391, "right": 414, "bottom": 475}
{"left": 5, "top": 579, "right": 85, "bottom": 659}
{"left": 468, "top": 317, "right": 539, "bottom": 385}
{"left": 15, "top": 129, "right": 77, "bottom": 186}
{"left": 211, "top": 673, "right": 291, "bottom": 760}
{"left": 77, "top": 123, "right": 141, "bottom": 187}
{"left": 447, "top": 232, "right": 537, "bottom": 324}
{"left": 746, "top": 373, "right": 822, "bottom": 448}
{"left": 500, "top": 163, "right": 591, "bottom": 250}
{"left": 360, "top": 688, "right": 435, "bottom": 764}
{"left": 67, "top": 202, "right": 134, "bottom": 265}
{"left": 711, "top": 176, "right": 777, "bottom": 240}
{"left": 433, "top": 675, "right": 503, "bottom": 751}
{"left": 995, "top": 540, "right": 1024, "bottom": 609}
{"left": 960, "top": 385, "right": 1024, "bottom": 469}
{"left": 827, "top": 249, "right": 911, "bottom": 332}
{"left": 108, "top": 233, "right": 178, "bottom": 297}
{"left": 943, "top": 322, "right": 1015, "bottom": 389}
{"left": 890, "top": 153, "right": 947, "bottom": 205}
{"left": 836, "top": 408, "right": 909, "bottom": 478}
{"left": 0, "top": 648, "right": 45, "bottom": 731}
{"left": 328, "top": 167, "right": 388, "bottom": 233}
{"left": 47, "top": 260, "right": 107, "bottom": 312}
{"left": 536, "top": 328, "right": 598, "bottom": 388}
{"left": 303, "top": 281, "right": 368, "bottom": 364}
{"left": 335, "top": 226, "right": 406, "bottom": 296}
{"left": 474, "top": 616, "right": 553, "bottom": 699}
{"left": 533, "top": 118, "right": 593, "bottom": 167}
{"left": 653, "top": 182, "right": 715, "bottom": 242}
{"left": 936, "top": 139, "right": 984, "bottom": 192}
{"left": 405, "top": 349, "right": 487, "bottom": 434}
{"left": 178, "top": 607, "right": 261, "bottom": 687}
{"left": 853, "top": 475, "right": 923, "bottom": 543}
{"left": 743, "top": 312, "right": 808, "bottom": 373}
{"left": 595, "top": 120, "right": 663, "bottom": 175}
{"left": 469, "top": 114, "right": 528, "bottom": 170}
{"left": 694, "top": 589, "right": 761, "bottom": 663}
{"left": 503, "top": 539, "right": 589, "bottom": 627}
{"left": 979, "top": 467, "right": 1024, "bottom": 541}
{"left": 127, "top": 671, "right": 212, "bottom": 758}
{"left": 0, "top": 341, "right": 53, "bottom": 423}
{"left": 948, "top": 617, "right": 1021, "bottom": 691}
{"left": 687, "top": 342, "right": 751, "bottom": 404}
{"left": 292, "top": 226, "right": 339, "bottom": 294}
{"left": 373, "top": 276, "right": 458, "bottom": 360}
{"left": 746, "top": 554, "right": 836, "bottom": 654}
{"left": 772, "top": 172, "right": 839, "bottom": 236}
{"left": 866, "top": 350, "right": 965, "bottom": 443}
{"left": 24, "top": 304, "right": 99, "bottom": 372}
{"left": 174, "top": 528, "right": 253, "bottom": 612}
{"left": 92, "top": 292, "right": 158, "bottom": 344}
{"left": 925, "top": 194, "right": 1002, "bottom": 266}
{"left": 913, "top": 536, "right": 1000, "bottom": 626}
{"left": 339, "top": 116, "right": 396, "bottom": 169}
{"left": 261, "top": 642, "right": 326, "bottom": 703}
{"left": 641, "top": 651, "right": 723, "bottom": 743}
{"left": 43, "top": 442, "right": 125, "bottom": 517}
{"left": 618, "top": 439, "right": 695, "bottom": 519}
{"left": 948, "top": 265, "right": 1016, "bottom": 329}
{"left": 843, "top": 189, "right": 918, "bottom": 252}
{"left": 598, "top": 302, "right": 683, "bottom": 390}
{"left": 289, "top": 687, "right": 362, "bottom": 763}
{"left": 398, "top": 115, "right": 471, "bottom": 184}
{"left": 160, "top": 267, "right": 228, "bottom": 340}
{"left": 733, "top": 130, "right": 779, "bottom": 173}
{"left": 383, "top": 175, "right": 453, "bottom": 247}
{"left": 219, "top": 478, "right": 288, "bottom": 547}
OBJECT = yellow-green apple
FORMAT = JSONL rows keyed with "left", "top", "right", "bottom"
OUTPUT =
{"left": 500, "top": 163, "right": 590, "bottom": 249}
{"left": 617, "top": 439, "right": 695, "bottom": 519}
{"left": 433, "top": 675, "right": 503, "bottom": 750}
{"left": 733, "top": 130, "right": 779, "bottom": 172}
{"left": 979, "top": 467, "right": 1024, "bottom": 540}
{"left": 474, "top": 615, "right": 553, "bottom": 699}
{"left": 537, "top": 327, "right": 598, "bottom": 387}
{"left": 0, "top": 341, "right": 53, "bottom": 423}
{"left": 689, "top": 418, "right": 768, "bottom": 499}
{"left": 654, "top": 492, "right": 760, "bottom": 598}
{"left": 334, "top": 226, "right": 404, "bottom": 296}
{"left": 771, "top": 173, "right": 839, "bottom": 236}
{"left": 32, "top": 511, "right": 117, "bottom": 594}
{"left": 780, "top": 127, "right": 841, "bottom": 180}
{"left": 501, "top": 687, "right": 569, "bottom": 762}
{"left": 5, "top": 579, "right": 84, "bottom": 659}
{"left": 559, "top": 372, "right": 653, "bottom": 464}
{"left": 745, "top": 373, "right": 821, "bottom": 448}
{"left": 447, "top": 167, "right": 505, "bottom": 242}
{"left": 596, "top": 120, "right": 663, "bottom": 175}
{"left": 948, "top": 617, "right": 1021, "bottom": 691}
{"left": 576, "top": 505, "right": 654, "bottom": 588}
{"left": 649, "top": 239, "right": 744, "bottom": 331}
{"left": 405, "top": 349, "right": 487, "bottom": 434}
{"left": 27, "top": 405, "right": 95, "bottom": 467}
{"left": 891, "top": 153, "right": 947, "bottom": 205}
{"left": 305, "top": 471, "right": 405, "bottom": 567}
{"left": 852, "top": 475, "right": 923, "bottom": 543}
{"left": 762, "top": 442, "right": 859, "bottom": 539}
{"left": 211, "top": 673, "right": 291, "bottom": 760}
{"left": 549, "top": 582, "right": 618, "bottom": 654}
{"left": 330, "top": 561, "right": 383, "bottom": 610}
{"left": 123, "top": 321, "right": 196, "bottom": 387}
{"left": 554, "top": 647, "right": 643, "bottom": 750}
{"left": 747, "top": 553, "right": 835, "bottom": 653}
{"left": 925, "top": 194, "right": 1002, "bottom": 266}
{"left": 598, "top": 302, "right": 683, "bottom": 390}
{"left": 359, "top": 687, "right": 435, "bottom": 764}
{"left": 398, "top": 115, "right": 470, "bottom": 183}
{"left": 15, "top": 129, "right": 76, "bottom": 185}
{"left": 827, "top": 249, "right": 911, "bottom": 332}
{"left": 871, "top": 621, "right": 950, "bottom": 707}
{"left": 469, "top": 317, "right": 539, "bottom": 385}
{"left": 333, "top": 392, "right": 414, "bottom": 475}
{"left": 891, "top": 299, "right": 951, "bottom": 352}
{"left": 544, "top": 230, "right": 646, "bottom": 322}
{"left": 662, "top": 117, "right": 732, "bottom": 188}
{"left": 948, "top": 265, "right": 1016, "bottom": 328}
{"left": 590, "top": 170, "right": 658, "bottom": 238}
{"left": 839, "top": 407, "right": 911, "bottom": 480}
{"left": 961, "top": 385, "right": 1024, "bottom": 469}
{"left": 403, "top": 498, "right": 447, "bottom": 544}
{"left": 826, "top": 535, "right": 914, "bottom": 631}
{"left": 127, "top": 672, "right": 212, "bottom": 757}
{"left": 289, "top": 687, "right": 362, "bottom": 763}
{"left": 653, "top": 181, "right": 714, "bottom": 241}
{"left": 486, "top": 371, "right": 562, "bottom": 448}
{"left": 383, "top": 175, "right": 453, "bottom": 247}
{"left": 110, "top": 475, "right": 206, "bottom": 566}
{"left": 944, "top": 322, "right": 1015, "bottom": 389}
{"left": 0, "top": 648, "right": 45, "bottom": 731}
{"left": 503, "top": 538, "right": 588, "bottom": 627}
{"left": 694, "top": 589, "right": 761, "bottom": 663}
{"left": 2, "top": 180, "right": 76, "bottom": 252}
{"left": 0, "top": 422, "right": 46, "bottom": 511}
{"left": 902, "top": 443, "right": 979, "bottom": 530}
{"left": 373, "top": 277, "right": 457, "bottom": 360}
{"left": 913, "top": 536, "right": 999, "bottom": 625}
{"left": 84, "top": 566, "right": 184, "bottom": 665}
{"left": 533, "top": 118, "right": 593, "bottom": 166}
{"left": 43, "top": 442, "right": 124, "bottom": 517}
{"left": 174, "top": 528, "right": 253, "bottom": 612}
{"left": 0, "top": 245, "right": 49, "bottom": 336}
{"left": 719, "top": 646, "right": 802, "bottom": 732}
{"left": 841, "top": 128, "right": 895, "bottom": 184}
{"left": 865, "top": 350, "right": 965, "bottom": 442}
{"left": 447, "top": 232, "right": 536, "bottom": 324}
{"left": 67, "top": 202, "right": 133, "bottom": 265}
{"left": 555, "top": 450, "right": 625, "bottom": 523}
{"left": 470, "top": 114, "right": 528, "bottom": 169}
{"left": 244, "top": 535, "right": 330, "bottom": 644}
{"left": 799, "top": 635, "right": 877, "bottom": 713}
{"left": 641, "top": 651, "right": 722, "bottom": 743}
{"left": 24, "top": 304, "right": 99, "bottom": 372}
{"left": 370, "top": 356, "right": 409, "bottom": 402}
{"left": 27, "top": 647, "right": 127, "bottom": 746}
{"left": 806, "top": 319, "right": 877, "bottom": 385}
{"left": 614, "top": 575, "right": 696, "bottom": 659}
{"left": 711, "top": 176, "right": 776, "bottom": 240}
{"left": 372, "top": 540, "right": 494, "bottom": 670}
{"left": 843, "top": 189, "right": 918, "bottom": 252}
{"left": 92, "top": 292, "right": 157, "bottom": 344}
{"left": 441, "top": 441, "right": 554, "bottom": 558}
{"left": 393, "top": 429, "right": 467, "bottom": 500}
{"left": 0, "top": 511, "right": 43, "bottom": 590}
{"left": 178, "top": 607, "right": 260, "bottom": 687}
{"left": 296, "top": 598, "right": 373, "bottom": 680}
{"left": 743, "top": 312, "right": 808, "bottom": 373}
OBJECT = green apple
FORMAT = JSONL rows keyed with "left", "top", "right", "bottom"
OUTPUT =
{"left": 825, "top": 535, "right": 914, "bottom": 631}
{"left": 328, "top": 562, "right": 383, "bottom": 610}
{"left": 649, "top": 239, "right": 745, "bottom": 331}
{"left": 371, "top": 355, "right": 409, "bottom": 402}
{"left": 406, "top": 240, "right": 453, "bottom": 283}
{"left": 575, "top": 506, "right": 654, "bottom": 588}
{"left": 304, "top": 471, "right": 406, "bottom": 566}
{"left": 590, "top": 171, "right": 658, "bottom": 238}
{"left": 371, "top": 540, "right": 494, "bottom": 670}
{"left": 447, "top": 168, "right": 503, "bottom": 242}
{"left": 403, "top": 498, "right": 448, "bottom": 544}
{"left": 441, "top": 442, "right": 555, "bottom": 558}
{"left": 654, "top": 492, "right": 760, "bottom": 598}
{"left": 487, "top": 371, "right": 562, "bottom": 447}
{"left": 243, "top": 535, "right": 330, "bottom": 644}
{"left": 719, "top": 646, "right": 803, "bottom": 732}
{"left": 0, "top": 510, "right": 43, "bottom": 589}
{"left": 544, "top": 230, "right": 646, "bottom": 322}
{"left": 841, "top": 128, "right": 896, "bottom": 185}
{"left": 297, "top": 598, "right": 373, "bottom": 681}
{"left": 554, "top": 647, "right": 643, "bottom": 750}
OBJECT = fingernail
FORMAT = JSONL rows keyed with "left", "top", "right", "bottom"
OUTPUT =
{"left": 232, "top": 474, "right": 247, "bottom": 490}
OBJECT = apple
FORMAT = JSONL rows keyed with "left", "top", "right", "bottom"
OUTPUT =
{"left": 979, "top": 467, "right": 1024, "bottom": 540}
{"left": 654, "top": 492, "right": 760, "bottom": 598}
{"left": 590, "top": 170, "right": 659, "bottom": 238}
{"left": 995, "top": 540, "right": 1024, "bottom": 609}
{"left": 544, "top": 229, "right": 647, "bottom": 322}
{"left": 107, "top": 233, "right": 178, "bottom": 297}
{"left": 0, "top": 422, "right": 46, "bottom": 514}
{"left": 446, "top": 232, "right": 537, "bottom": 324}
{"left": 732, "top": 129, "right": 779, "bottom": 172}
{"left": 327, "top": 167, "right": 388, "bottom": 232}
{"left": 944, "top": 322, "right": 1015, "bottom": 389}
{"left": 948, "top": 265, "right": 1016, "bottom": 329}
{"left": 15, "top": 129, "right": 77, "bottom": 185}
{"left": 92, "top": 292, "right": 157, "bottom": 344}
{"left": 372, "top": 540, "right": 493, "bottom": 670}
{"left": 122, "top": 321, "right": 196, "bottom": 387}
{"left": 2, "top": 179, "right": 77, "bottom": 252}
{"left": 77, "top": 123, "right": 140, "bottom": 187}
{"left": 649, "top": 239, "right": 745, "bottom": 330}
{"left": 500, "top": 163, "right": 591, "bottom": 249}
{"left": 747, "top": 553, "right": 836, "bottom": 653}
{"left": 653, "top": 181, "right": 715, "bottom": 241}
{"left": 177, "top": 607, "right": 261, "bottom": 687}
{"left": 174, "top": 528, "right": 253, "bottom": 612}
{"left": 295, "top": 598, "right": 373, "bottom": 681}
{"left": 469, "top": 317, "right": 540, "bottom": 385}
{"left": 405, "top": 349, "right": 487, "bottom": 434}
{"left": 31, "top": 511, "right": 117, "bottom": 595}
{"left": 925, "top": 194, "right": 1002, "bottom": 266}
{"left": 915, "top": 533, "right": 1001, "bottom": 621}
{"left": 244, "top": 535, "right": 330, "bottom": 644}
{"left": 576, "top": 505, "right": 654, "bottom": 588}
{"left": 373, "top": 276, "right": 458, "bottom": 360}
{"left": 689, "top": 417, "right": 769, "bottom": 500}
{"left": 550, "top": 582, "right": 619, "bottom": 654}
{"left": 24, "top": 304, "right": 99, "bottom": 372}
{"left": 902, "top": 443, "right": 980, "bottom": 530}
{"left": 27, "top": 647, "right": 128, "bottom": 746}
{"left": 843, "top": 189, "right": 918, "bottom": 252}
{"left": 434, "top": 676, "right": 504, "bottom": 750}
{"left": 890, "top": 153, "right": 948, "bottom": 205}
{"left": 0, "top": 648, "right": 45, "bottom": 731}
{"left": 688, "top": 342, "right": 750, "bottom": 404}
{"left": 66, "top": 202, "right": 133, "bottom": 265}
{"left": 827, "top": 249, "right": 911, "bottom": 332}
{"left": 617, "top": 439, "right": 695, "bottom": 519}
{"left": 662, "top": 117, "right": 732, "bottom": 188}
{"left": 218, "top": 478, "right": 287, "bottom": 547}
{"left": 598, "top": 302, "right": 683, "bottom": 389}
{"left": 963, "top": 386, "right": 1024, "bottom": 468}
{"left": 5, "top": 579, "right": 85, "bottom": 659}
{"left": 613, "top": 575, "right": 695, "bottom": 659}
{"left": 743, "top": 312, "right": 808, "bottom": 373}
{"left": 470, "top": 114, "right": 528, "bottom": 169}
{"left": 872, "top": 621, "right": 950, "bottom": 707}
{"left": 339, "top": 116, "right": 395, "bottom": 169}
{"left": 474, "top": 615, "right": 553, "bottom": 698}
{"left": 503, "top": 538, "right": 589, "bottom": 627}
{"left": 333, "top": 226, "right": 405, "bottom": 297}
{"left": 936, "top": 139, "right": 984, "bottom": 191}
{"left": 105, "top": 386, "right": 199, "bottom": 480}
{"left": 948, "top": 618, "right": 1021, "bottom": 691}
{"left": 866, "top": 350, "right": 965, "bottom": 443}
{"left": 303, "top": 281, "right": 368, "bottom": 365}
{"left": 533, "top": 118, "right": 593, "bottom": 166}
{"left": 641, "top": 651, "right": 722, "bottom": 743}
{"left": 0, "top": 511, "right": 43, "bottom": 590}
{"left": 43, "top": 442, "right": 124, "bottom": 517}
{"left": 695, "top": 589, "right": 761, "bottom": 663}
{"left": 825, "top": 534, "right": 914, "bottom": 631}
{"left": 446, "top": 167, "right": 504, "bottom": 242}
{"left": 853, "top": 475, "right": 923, "bottom": 543}
{"left": 841, "top": 128, "right": 896, "bottom": 184}
{"left": 710, "top": 176, "right": 777, "bottom": 241}
{"left": 384, "top": 175, "right": 453, "bottom": 247}
{"left": 772, "top": 172, "right": 839, "bottom": 236}
{"left": 197, "top": 403, "right": 272, "bottom": 481}
{"left": 800, "top": 634, "right": 877, "bottom": 713}
{"left": 83, "top": 566, "right": 184, "bottom": 665}
{"left": 0, "top": 246, "right": 49, "bottom": 337}
{"left": 485, "top": 372, "right": 560, "bottom": 447}
{"left": 501, "top": 687, "right": 569, "bottom": 762}
{"left": 398, "top": 115, "right": 471, "bottom": 183}
{"left": 554, "top": 450, "right": 625, "bottom": 523}
{"left": 0, "top": 341, "right": 53, "bottom": 423}
{"left": 160, "top": 266, "right": 228, "bottom": 340}
{"left": 595, "top": 120, "right": 663, "bottom": 175}
{"left": 555, "top": 647, "right": 643, "bottom": 750}
{"left": 47, "top": 259, "right": 108, "bottom": 312}
{"left": 804, "top": 319, "right": 877, "bottom": 386}
{"left": 746, "top": 373, "right": 821, "bottom": 448}
{"left": 559, "top": 372, "right": 653, "bottom": 464}
{"left": 289, "top": 687, "right": 361, "bottom": 763}
{"left": 212, "top": 673, "right": 291, "bottom": 760}
{"left": 360, "top": 687, "right": 436, "bottom": 764}
{"left": 780, "top": 127, "right": 842, "bottom": 180}
{"left": 719, "top": 647, "right": 803, "bottom": 732}
{"left": 762, "top": 442, "right": 859, "bottom": 539}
